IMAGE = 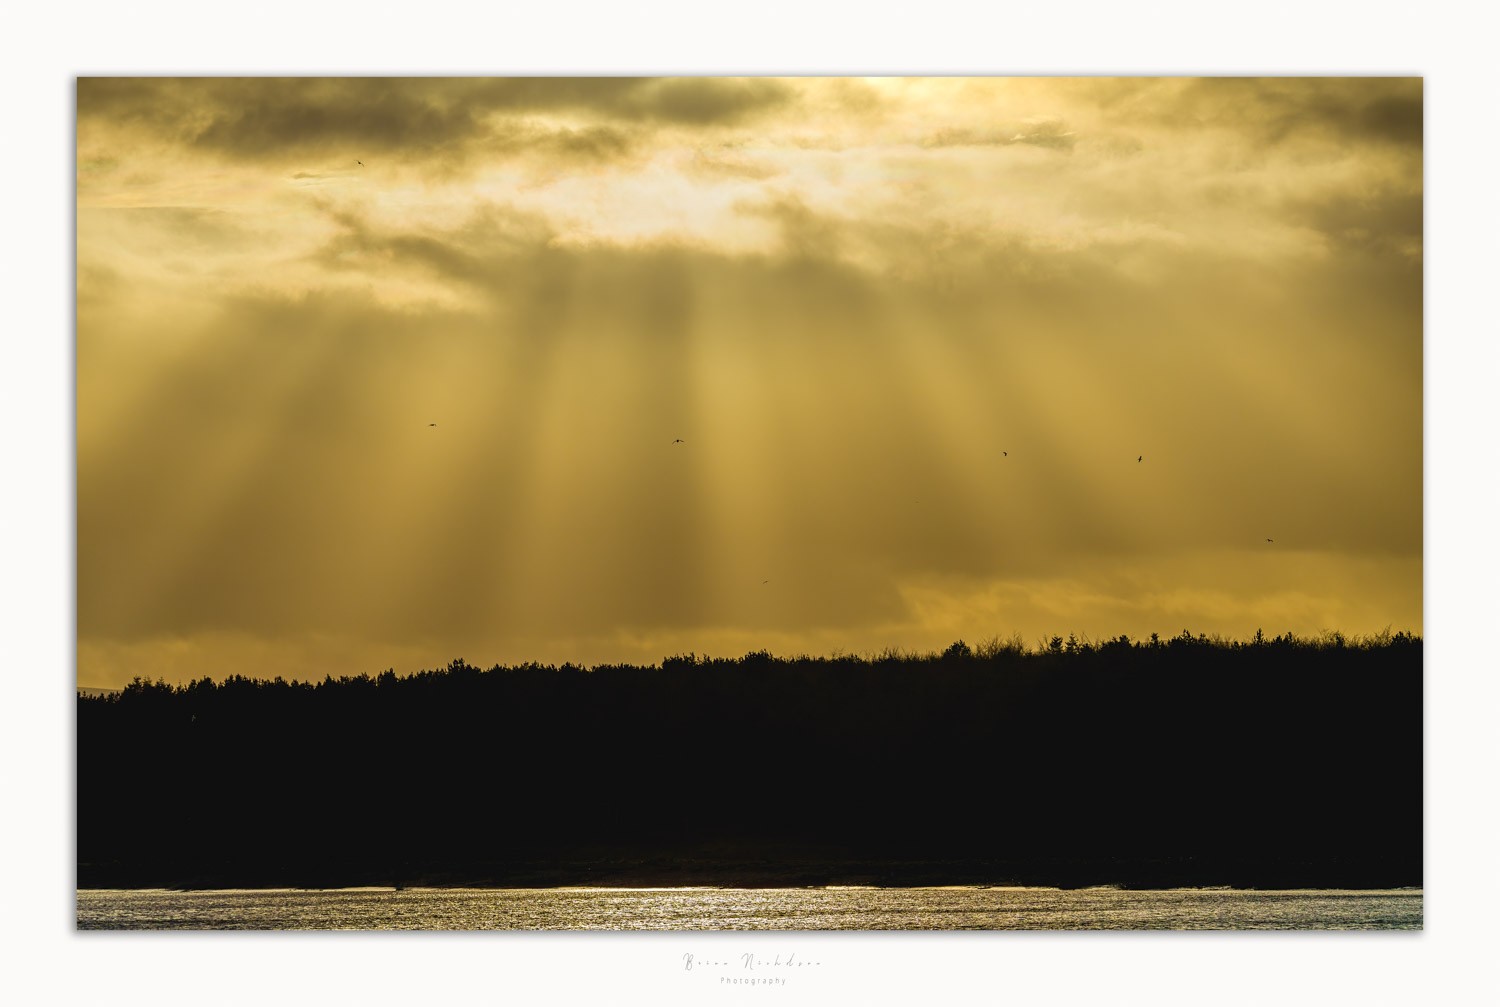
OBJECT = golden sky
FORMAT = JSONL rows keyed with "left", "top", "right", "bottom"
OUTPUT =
{"left": 75, "top": 77, "right": 1422, "bottom": 687}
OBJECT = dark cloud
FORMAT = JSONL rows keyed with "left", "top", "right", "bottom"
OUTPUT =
{"left": 1293, "top": 190, "right": 1422, "bottom": 259}
{"left": 537, "top": 123, "right": 635, "bottom": 159}
{"left": 1252, "top": 78, "right": 1422, "bottom": 149}
{"left": 1351, "top": 92, "right": 1423, "bottom": 147}
{"left": 621, "top": 77, "right": 793, "bottom": 124}
{"left": 463, "top": 76, "right": 796, "bottom": 124}
{"left": 77, "top": 77, "right": 796, "bottom": 165}
{"left": 923, "top": 118, "right": 1078, "bottom": 152}
{"left": 1113, "top": 77, "right": 1422, "bottom": 149}
{"left": 192, "top": 86, "right": 474, "bottom": 157}
{"left": 312, "top": 202, "right": 558, "bottom": 294}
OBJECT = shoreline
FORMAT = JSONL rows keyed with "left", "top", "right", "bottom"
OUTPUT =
{"left": 77, "top": 884, "right": 1424, "bottom": 893}
{"left": 77, "top": 862, "right": 1423, "bottom": 893}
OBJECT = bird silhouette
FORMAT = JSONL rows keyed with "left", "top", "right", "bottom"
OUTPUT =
{"left": 1137, "top": 455, "right": 1143, "bottom": 463}
{"left": 1266, "top": 538, "right": 1274, "bottom": 543}
{"left": 356, "top": 160, "right": 364, "bottom": 166}
{"left": 1003, "top": 450, "right": 1008, "bottom": 457}
{"left": 671, "top": 438, "right": 685, "bottom": 444}
{"left": 429, "top": 423, "right": 437, "bottom": 427}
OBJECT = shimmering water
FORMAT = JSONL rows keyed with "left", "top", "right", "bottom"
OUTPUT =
{"left": 76, "top": 887, "right": 1421, "bottom": 930}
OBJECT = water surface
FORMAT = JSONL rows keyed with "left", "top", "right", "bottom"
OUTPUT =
{"left": 76, "top": 887, "right": 1421, "bottom": 930}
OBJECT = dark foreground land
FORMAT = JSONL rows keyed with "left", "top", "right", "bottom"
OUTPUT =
{"left": 78, "top": 632, "right": 1421, "bottom": 890}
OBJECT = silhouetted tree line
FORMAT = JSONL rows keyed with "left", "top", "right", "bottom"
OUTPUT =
{"left": 77, "top": 630, "right": 1421, "bottom": 889}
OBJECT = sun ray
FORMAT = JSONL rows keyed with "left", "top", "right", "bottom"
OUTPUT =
{"left": 77, "top": 77, "right": 1422, "bottom": 684}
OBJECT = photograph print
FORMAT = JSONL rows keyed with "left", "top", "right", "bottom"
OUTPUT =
{"left": 76, "top": 76, "right": 1422, "bottom": 930}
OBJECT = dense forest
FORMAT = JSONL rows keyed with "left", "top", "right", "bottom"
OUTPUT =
{"left": 77, "top": 630, "right": 1421, "bottom": 889}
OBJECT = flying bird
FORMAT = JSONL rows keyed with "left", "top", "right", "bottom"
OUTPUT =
{"left": 671, "top": 438, "right": 686, "bottom": 444}
{"left": 429, "top": 423, "right": 437, "bottom": 427}
{"left": 1137, "top": 455, "right": 1143, "bottom": 463}
{"left": 1266, "top": 538, "right": 1274, "bottom": 543}
{"left": 356, "top": 160, "right": 364, "bottom": 166}
{"left": 1003, "top": 451, "right": 1008, "bottom": 457}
